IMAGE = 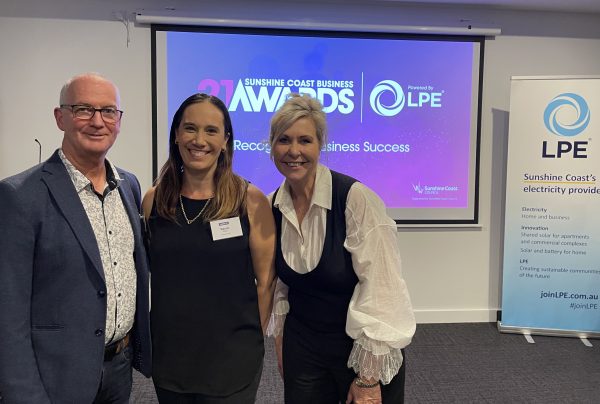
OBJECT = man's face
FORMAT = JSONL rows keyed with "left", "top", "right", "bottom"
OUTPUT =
{"left": 54, "top": 76, "right": 121, "bottom": 163}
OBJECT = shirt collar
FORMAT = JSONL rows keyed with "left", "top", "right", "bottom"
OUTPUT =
{"left": 58, "top": 148, "right": 122, "bottom": 193}
{"left": 273, "top": 164, "right": 332, "bottom": 211}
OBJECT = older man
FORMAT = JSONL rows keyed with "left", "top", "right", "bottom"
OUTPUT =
{"left": 0, "top": 73, "right": 151, "bottom": 403}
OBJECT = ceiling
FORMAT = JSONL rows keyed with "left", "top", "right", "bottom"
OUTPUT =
{"left": 379, "top": 0, "right": 600, "bottom": 14}
{"left": 1, "top": 0, "right": 599, "bottom": 22}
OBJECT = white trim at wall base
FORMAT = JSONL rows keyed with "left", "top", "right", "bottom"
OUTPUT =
{"left": 415, "top": 309, "right": 498, "bottom": 324}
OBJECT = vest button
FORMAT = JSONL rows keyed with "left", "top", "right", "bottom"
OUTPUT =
{"left": 95, "top": 329, "right": 104, "bottom": 337}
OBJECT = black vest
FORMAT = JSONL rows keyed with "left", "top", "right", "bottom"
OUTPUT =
{"left": 272, "top": 170, "right": 358, "bottom": 335}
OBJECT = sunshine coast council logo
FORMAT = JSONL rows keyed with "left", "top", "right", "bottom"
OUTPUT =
{"left": 412, "top": 183, "right": 424, "bottom": 194}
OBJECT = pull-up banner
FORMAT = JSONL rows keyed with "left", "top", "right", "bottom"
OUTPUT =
{"left": 500, "top": 76, "right": 600, "bottom": 336}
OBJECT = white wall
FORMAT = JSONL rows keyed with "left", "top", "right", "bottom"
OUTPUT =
{"left": 2, "top": 2, "right": 600, "bottom": 323}
{"left": 0, "top": 16, "right": 153, "bottom": 187}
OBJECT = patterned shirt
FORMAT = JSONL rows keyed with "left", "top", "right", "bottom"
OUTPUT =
{"left": 59, "top": 149, "right": 137, "bottom": 345}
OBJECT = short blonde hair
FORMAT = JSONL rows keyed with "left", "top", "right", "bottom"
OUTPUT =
{"left": 269, "top": 93, "right": 327, "bottom": 157}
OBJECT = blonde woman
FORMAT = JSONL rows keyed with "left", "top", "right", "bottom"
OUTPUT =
{"left": 267, "top": 94, "right": 416, "bottom": 404}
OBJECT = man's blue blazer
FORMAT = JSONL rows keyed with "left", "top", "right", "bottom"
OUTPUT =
{"left": 0, "top": 150, "right": 151, "bottom": 403}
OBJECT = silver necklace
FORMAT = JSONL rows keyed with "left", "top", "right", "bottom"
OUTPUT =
{"left": 179, "top": 194, "right": 212, "bottom": 224}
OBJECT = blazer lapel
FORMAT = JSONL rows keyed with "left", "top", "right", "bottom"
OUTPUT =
{"left": 117, "top": 172, "right": 143, "bottom": 245}
{"left": 41, "top": 151, "right": 105, "bottom": 282}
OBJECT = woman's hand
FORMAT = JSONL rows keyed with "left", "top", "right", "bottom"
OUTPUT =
{"left": 346, "top": 377, "right": 382, "bottom": 404}
{"left": 247, "top": 184, "right": 277, "bottom": 333}
{"left": 275, "top": 335, "right": 284, "bottom": 379}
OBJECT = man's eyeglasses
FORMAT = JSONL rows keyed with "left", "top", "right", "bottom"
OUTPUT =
{"left": 60, "top": 104, "right": 123, "bottom": 123}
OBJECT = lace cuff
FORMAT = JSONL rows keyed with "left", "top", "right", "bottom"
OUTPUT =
{"left": 265, "top": 300, "right": 289, "bottom": 337}
{"left": 347, "top": 335, "right": 404, "bottom": 385}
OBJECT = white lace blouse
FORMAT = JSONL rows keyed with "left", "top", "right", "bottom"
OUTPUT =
{"left": 267, "top": 164, "right": 416, "bottom": 384}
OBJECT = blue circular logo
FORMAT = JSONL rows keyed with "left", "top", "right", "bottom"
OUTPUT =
{"left": 543, "top": 93, "right": 590, "bottom": 137}
{"left": 370, "top": 80, "right": 405, "bottom": 116}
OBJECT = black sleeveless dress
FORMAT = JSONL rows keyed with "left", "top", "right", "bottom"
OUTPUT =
{"left": 148, "top": 197, "right": 264, "bottom": 397}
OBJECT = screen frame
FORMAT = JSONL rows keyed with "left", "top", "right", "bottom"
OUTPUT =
{"left": 151, "top": 24, "right": 484, "bottom": 225}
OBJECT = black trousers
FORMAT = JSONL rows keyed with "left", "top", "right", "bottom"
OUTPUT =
{"left": 283, "top": 317, "right": 405, "bottom": 404}
{"left": 154, "top": 361, "right": 263, "bottom": 404}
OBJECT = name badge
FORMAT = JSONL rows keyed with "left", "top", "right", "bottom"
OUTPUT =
{"left": 210, "top": 217, "right": 243, "bottom": 241}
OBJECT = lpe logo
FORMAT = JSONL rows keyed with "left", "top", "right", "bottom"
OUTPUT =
{"left": 369, "top": 80, "right": 442, "bottom": 117}
{"left": 542, "top": 93, "right": 591, "bottom": 158}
